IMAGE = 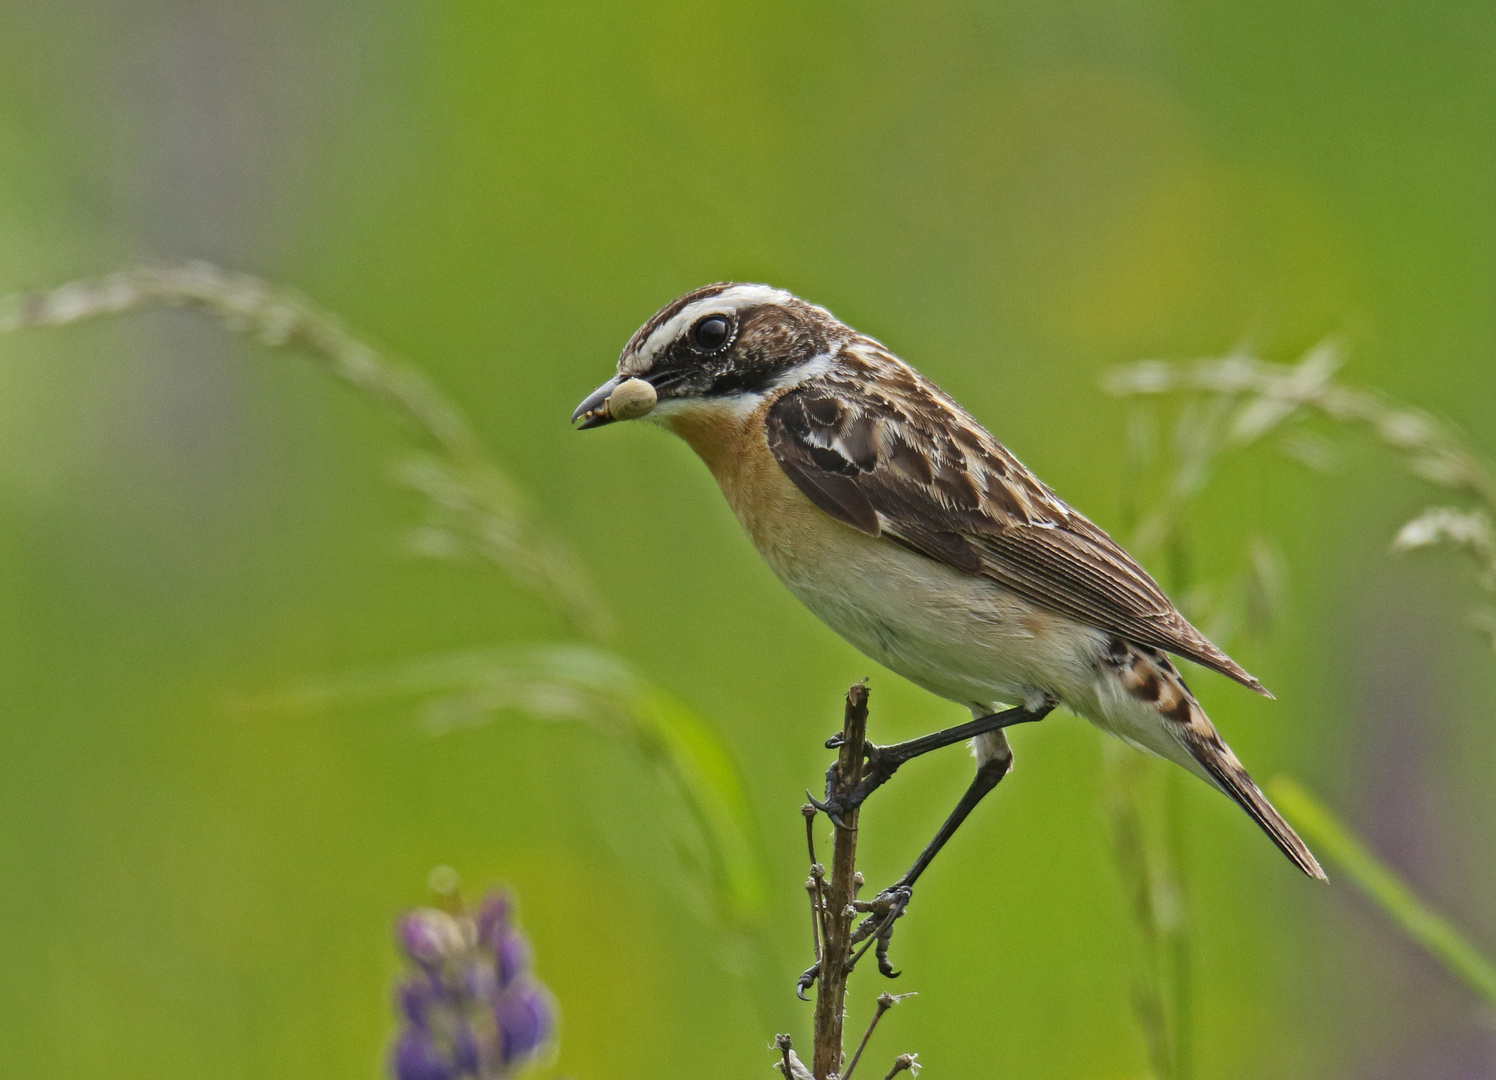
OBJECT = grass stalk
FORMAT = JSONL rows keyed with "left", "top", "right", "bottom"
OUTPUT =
{"left": 1269, "top": 776, "right": 1496, "bottom": 1007}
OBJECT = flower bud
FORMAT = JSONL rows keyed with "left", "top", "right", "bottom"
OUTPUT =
{"left": 495, "top": 928, "right": 532, "bottom": 988}
{"left": 476, "top": 891, "right": 514, "bottom": 946}
{"left": 398, "top": 909, "right": 465, "bottom": 970}
{"left": 398, "top": 977, "right": 438, "bottom": 1025}
{"left": 496, "top": 984, "right": 556, "bottom": 1066}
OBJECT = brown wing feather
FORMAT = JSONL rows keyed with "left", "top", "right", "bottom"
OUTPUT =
{"left": 765, "top": 363, "right": 1269, "bottom": 695}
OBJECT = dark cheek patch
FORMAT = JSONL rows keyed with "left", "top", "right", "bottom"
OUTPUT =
{"left": 702, "top": 310, "right": 815, "bottom": 397}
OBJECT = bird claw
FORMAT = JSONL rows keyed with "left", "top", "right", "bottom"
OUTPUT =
{"left": 804, "top": 789, "right": 855, "bottom": 832}
{"left": 810, "top": 742, "right": 906, "bottom": 828}
{"left": 875, "top": 934, "right": 899, "bottom": 979}
{"left": 849, "top": 884, "right": 913, "bottom": 978}
{"left": 796, "top": 960, "right": 820, "bottom": 1000}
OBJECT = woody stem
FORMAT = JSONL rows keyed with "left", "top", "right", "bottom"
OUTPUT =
{"left": 812, "top": 683, "right": 870, "bottom": 1079}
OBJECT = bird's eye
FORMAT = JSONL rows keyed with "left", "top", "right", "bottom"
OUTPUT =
{"left": 689, "top": 315, "right": 731, "bottom": 352}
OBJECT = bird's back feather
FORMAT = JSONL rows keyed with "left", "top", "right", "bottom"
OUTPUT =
{"left": 763, "top": 346, "right": 1269, "bottom": 694}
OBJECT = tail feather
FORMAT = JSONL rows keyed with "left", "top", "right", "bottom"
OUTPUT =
{"left": 1182, "top": 714, "right": 1327, "bottom": 880}
{"left": 1105, "top": 637, "right": 1326, "bottom": 880}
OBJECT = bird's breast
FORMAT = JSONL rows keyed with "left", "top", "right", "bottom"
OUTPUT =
{"left": 663, "top": 398, "right": 848, "bottom": 564}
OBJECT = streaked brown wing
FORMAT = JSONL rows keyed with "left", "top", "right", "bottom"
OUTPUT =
{"left": 765, "top": 378, "right": 1268, "bottom": 695}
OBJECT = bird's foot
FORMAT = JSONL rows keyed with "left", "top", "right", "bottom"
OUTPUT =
{"left": 795, "top": 959, "right": 821, "bottom": 1000}
{"left": 810, "top": 739, "right": 906, "bottom": 827}
{"left": 849, "top": 883, "right": 913, "bottom": 978}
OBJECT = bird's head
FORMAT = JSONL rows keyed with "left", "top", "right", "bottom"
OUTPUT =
{"left": 572, "top": 283, "right": 844, "bottom": 430}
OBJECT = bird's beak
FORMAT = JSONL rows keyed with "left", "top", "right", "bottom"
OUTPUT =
{"left": 572, "top": 376, "right": 622, "bottom": 430}
{"left": 572, "top": 374, "right": 659, "bottom": 430}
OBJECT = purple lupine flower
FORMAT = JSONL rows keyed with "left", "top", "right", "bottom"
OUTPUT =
{"left": 495, "top": 984, "right": 554, "bottom": 1064}
{"left": 400, "top": 909, "right": 466, "bottom": 970}
{"left": 495, "top": 927, "right": 532, "bottom": 988}
{"left": 393, "top": 1028, "right": 458, "bottom": 1080}
{"left": 476, "top": 892, "right": 513, "bottom": 944}
{"left": 390, "top": 885, "right": 557, "bottom": 1080}
{"left": 400, "top": 976, "right": 439, "bottom": 1026}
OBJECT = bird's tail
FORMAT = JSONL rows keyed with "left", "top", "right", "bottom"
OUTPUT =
{"left": 1178, "top": 702, "right": 1326, "bottom": 880}
{"left": 1106, "top": 639, "right": 1326, "bottom": 880}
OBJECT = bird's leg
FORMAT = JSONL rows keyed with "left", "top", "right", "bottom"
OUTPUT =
{"left": 814, "top": 702, "right": 1052, "bottom": 825}
{"left": 850, "top": 748, "right": 1016, "bottom": 977}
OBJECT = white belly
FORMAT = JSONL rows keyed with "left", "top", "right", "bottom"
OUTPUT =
{"left": 763, "top": 524, "right": 1104, "bottom": 711}
{"left": 764, "top": 528, "right": 1213, "bottom": 780}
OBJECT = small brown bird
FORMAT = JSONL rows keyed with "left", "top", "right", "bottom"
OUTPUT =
{"left": 574, "top": 284, "right": 1324, "bottom": 946}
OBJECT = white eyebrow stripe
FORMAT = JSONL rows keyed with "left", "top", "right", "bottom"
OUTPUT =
{"left": 622, "top": 283, "right": 795, "bottom": 374}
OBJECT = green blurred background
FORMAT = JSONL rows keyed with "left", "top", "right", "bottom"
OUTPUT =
{"left": 1, "top": 1, "right": 1493, "bottom": 1077}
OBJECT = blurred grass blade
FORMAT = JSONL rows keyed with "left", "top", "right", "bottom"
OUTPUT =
{"left": 1107, "top": 344, "right": 1496, "bottom": 514}
{"left": 256, "top": 643, "right": 767, "bottom": 924}
{"left": 632, "top": 681, "right": 767, "bottom": 921}
{"left": 1105, "top": 732, "right": 1201, "bottom": 1080}
{"left": 2, "top": 265, "right": 767, "bottom": 920}
{"left": 0, "top": 262, "right": 610, "bottom": 639}
{"left": 1269, "top": 776, "right": 1496, "bottom": 1006}
{"left": 1107, "top": 345, "right": 1496, "bottom": 654}
{"left": 394, "top": 453, "right": 610, "bottom": 638}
